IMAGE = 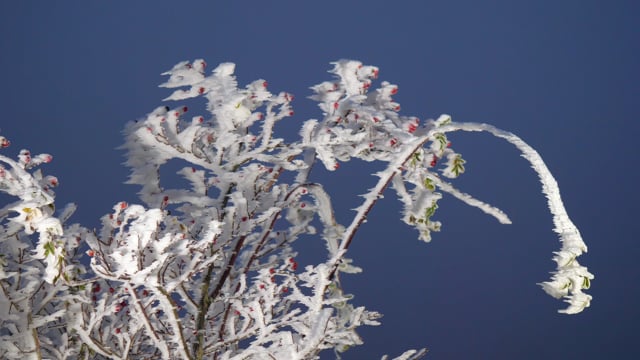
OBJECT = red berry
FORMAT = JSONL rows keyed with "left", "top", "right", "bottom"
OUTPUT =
{"left": 263, "top": 81, "right": 268, "bottom": 88}
{"left": 390, "top": 138, "right": 397, "bottom": 146}
{"left": 109, "top": 287, "right": 115, "bottom": 293}
{"left": 333, "top": 102, "right": 339, "bottom": 110}
{"left": 87, "top": 250, "right": 95, "bottom": 257}
{"left": 430, "top": 156, "right": 438, "bottom": 167}
{"left": 198, "top": 87, "right": 205, "bottom": 94}
{"left": 390, "top": 87, "right": 398, "bottom": 95}
{"left": 288, "top": 111, "right": 294, "bottom": 116}
{"left": 183, "top": 106, "right": 188, "bottom": 112}
{"left": 119, "top": 202, "right": 128, "bottom": 210}
{"left": 115, "top": 328, "right": 121, "bottom": 334}
{"left": 334, "top": 162, "right": 340, "bottom": 170}
{"left": 300, "top": 203, "right": 306, "bottom": 208}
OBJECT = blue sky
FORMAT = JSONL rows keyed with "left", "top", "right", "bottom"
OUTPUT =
{"left": 1, "top": 1, "right": 639, "bottom": 358}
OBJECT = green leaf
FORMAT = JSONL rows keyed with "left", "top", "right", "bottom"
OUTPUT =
{"left": 43, "top": 241, "right": 56, "bottom": 257}
{"left": 425, "top": 202, "right": 438, "bottom": 219}
{"left": 424, "top": 177, "right": 436, "bottom": 191}
{"left": 452, "top": 155, "right": 466, "bottom": 177}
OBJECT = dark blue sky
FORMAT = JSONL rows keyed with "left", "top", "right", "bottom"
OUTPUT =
{"left": 1, "top": 1, "right": 638, "bottom": 358}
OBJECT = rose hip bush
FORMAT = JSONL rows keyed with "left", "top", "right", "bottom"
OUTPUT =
{"left": 0, "top": 59, "right": 593, "bottom": 359}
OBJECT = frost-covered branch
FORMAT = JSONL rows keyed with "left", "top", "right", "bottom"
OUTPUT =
{"left": 0, "top": 59, "right": 591, "bottom": 359}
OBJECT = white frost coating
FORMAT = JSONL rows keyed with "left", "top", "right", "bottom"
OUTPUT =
{"left": 434, "top": 178, "right": 512, "bottom": 224}
{"left": 330, "top": 60, "right": 363, "bottom": 96}
{"left": 436, "top": 121, "right": 593, "bottom": 313}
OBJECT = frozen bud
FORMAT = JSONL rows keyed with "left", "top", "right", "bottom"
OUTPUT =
{"left": 0, "top": 136, "right": 10, "bottom": 148}
{"left": 19, "top": 149, "right": 31, "bottom": 164}
{"left": 193, "top": 59, "right": 207, "bottom": 73}
{"left": 404, "top": 118, "right": 419, "bottom": 133}
{"left": 35, "top": 153, "right": 53, "bottom": 163}
{"left": 170, "top": 106, "right": 188, "bottom": 118}
{"left": 358, "top": 65, "right": 379, "bottom": 80}
{"left": 46, "top": 176, "right": 59, "bottom": 187}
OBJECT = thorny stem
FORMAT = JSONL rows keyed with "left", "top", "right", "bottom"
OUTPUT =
{"left": 193, "top": 154, "right": 295, "bottom": 358}
{"left": 156, "top": 286, "right": 193, "bottom": 360}
{"left": 193, "top": 181, "right": 236, "bottom": 358}
{"left": 327, "top": 134, "right": 432, "bottom": 280}
{"left": 211, "top": 234, "right": 246, "bottom": 331}
{"left": 126, "top": 284, "right": 170, "bottom": 358}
